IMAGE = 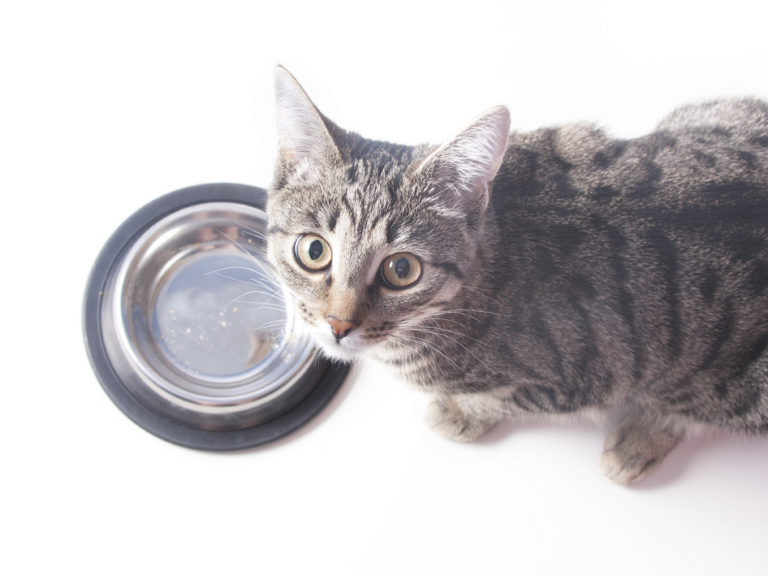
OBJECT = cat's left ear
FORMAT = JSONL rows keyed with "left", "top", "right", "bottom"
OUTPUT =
{"left": 417, "top": 106, "right": 510, "bottom": 212}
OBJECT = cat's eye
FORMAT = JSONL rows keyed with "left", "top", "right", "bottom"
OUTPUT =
{"left": 380, "top": 253, "right": 422, "bottom": 289}
{"left": 294, "top": 234, "right": 332, "bottom": 271}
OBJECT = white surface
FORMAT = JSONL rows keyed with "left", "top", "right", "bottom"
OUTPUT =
{"left": 3, "top": 1, "right": 768, "bottom": 574}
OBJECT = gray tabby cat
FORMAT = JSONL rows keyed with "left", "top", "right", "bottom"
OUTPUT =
{"left": 266, "top": 66, "right": 768, "bottom": 484}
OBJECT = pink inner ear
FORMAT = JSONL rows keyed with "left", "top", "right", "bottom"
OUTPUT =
{"left": 421, "top": 106, "right": 510, "bottom": 209}
{"left": 279, "top": 145, "right": 297, "bottom": 165}
{"left": 274, "top": 67, "right": 341, "bottom": 174}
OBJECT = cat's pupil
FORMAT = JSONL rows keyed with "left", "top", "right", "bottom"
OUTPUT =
{"left": 394, "top": 257, "right": 410, "bottom": 278}
{"left": 309, "top": 239, "right": 324, "bottom": 260}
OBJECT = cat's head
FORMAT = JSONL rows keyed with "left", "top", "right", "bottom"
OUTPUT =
{"left": 266, "top": 67, "right": 509, "bottom": 362}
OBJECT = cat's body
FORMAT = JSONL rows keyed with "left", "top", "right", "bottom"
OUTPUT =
{"left": 267, "top": 67, "right": 768, "bottom": 484}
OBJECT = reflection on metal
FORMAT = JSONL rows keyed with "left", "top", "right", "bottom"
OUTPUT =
{"left": 83, "top": 184, "right": 348, "bottom": 449}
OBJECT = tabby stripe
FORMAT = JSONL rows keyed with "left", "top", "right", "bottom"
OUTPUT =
{"left": 646, "top": 228, "right": 682, "bottom": 360}
{"left": 385, "top": 218, "right": 400, "bottom": 244}
{"left": 514, "top": 356, "right": 547, "bottom": 382}
{"left": 369, "top": 210, "right": 385, "bottom": 233}
{"left": 356, "top": 201, "right": 369, "bottom": 239}
{"left": 706, "top": 318, "right": 767, "bottom": 417}
{"left": 699, "top": 300, "right": 735, "bottom": 376}
{"left": 304, "top": 210, "right": 321, "bottom": 229}
{"left": 728, "top": 379, "right": 762, "bottom": 418}
{"left": 496, "top": 342, "right": 546, "bottom": 381}
{"left": 569, "top": 293, "right": 605, "bottom": 393}
{"left": 734, "top": 332, "right": 768, "bottom": 380}
{"left": 531, "top": 309, "right": 568, "bottom": 386}
{"left": 635, "top": 182, "right": 768, "bottom": 233}
{"left": 512, "top": 387, "right": 544, "bottom": 412}
{"left": 603, "top": 221, "right": 644, "bottom": 383}
{"left": 700, "top": 266, "right": 719, "bottom": 302}
{"left": 534, "top": 384, "right": 559, "bottom": 411}
{"left": 386, "top": 179, "right": 399, "bottom": 207}
{"left": 665, "top": 390, "right": 693, "bottom": 407}
{"left": 341, "top": 192, "right": 358, "bottom": 227}
{"left": 369, "top": 181, "right": 398, "bottom": 234}
{"left": 667, "top": 299, "right": 735, "bottom": 408}
{"left": 327, "top": 208, "right": 340, "bottom": 232}
{"left": 432, "top": 261, "right": 464, "bottom": 280}
{"left": 353, "top": 188, "right": 371, "bottom": 238}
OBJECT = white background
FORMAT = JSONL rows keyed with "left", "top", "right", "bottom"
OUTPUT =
{"left": 3, "top": 1, "right": 768, "bottom": 574}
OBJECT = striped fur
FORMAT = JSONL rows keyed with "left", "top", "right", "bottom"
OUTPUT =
{"left": 267, "top": 68, "right": 768, "bottom": 484}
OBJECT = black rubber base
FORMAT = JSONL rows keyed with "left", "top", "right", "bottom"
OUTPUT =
{"left": 82, "top": 183, "right": 348, "bottom": 450}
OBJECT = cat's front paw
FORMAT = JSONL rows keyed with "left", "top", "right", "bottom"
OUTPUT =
{"left": 425, "top": 397, "right": 495, "bottom": 442}
{"left": 600, "top": 410, "right": 684, "bottom": 485}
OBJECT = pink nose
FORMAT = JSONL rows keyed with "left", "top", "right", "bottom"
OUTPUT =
{"left": 326, "top": 316, "right": 358, "bottom": 341}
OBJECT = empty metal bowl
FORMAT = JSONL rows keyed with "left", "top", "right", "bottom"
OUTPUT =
{"left": 83, "top": 183, "right": 348, "bottom": 450}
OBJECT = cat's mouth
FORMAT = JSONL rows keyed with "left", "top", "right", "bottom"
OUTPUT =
{"left": 308, "top": 327, "right": 371, "bottom": 361}
{"left": 296, "top": 315, "right": 387, "bottom": 362}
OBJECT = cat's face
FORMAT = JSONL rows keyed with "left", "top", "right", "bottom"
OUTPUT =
{"left": 267, "top": 149, "right": 471, "bottom": 362}
{"left": 266, "top": 67, "right": 509, "bottom": 362}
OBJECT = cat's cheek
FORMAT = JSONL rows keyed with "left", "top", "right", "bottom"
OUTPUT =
{"left": 431, "top": 276, "right": 462, "bottom": 304}
{"left": 292, "top": 307, "right": 329, "bottom": 341}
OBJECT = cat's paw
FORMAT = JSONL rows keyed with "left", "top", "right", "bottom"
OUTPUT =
{"left": 600, "top": 411, "right": 684, "bottom": 485}
{"left": 425, "top": 397, "right": 494, "bottom": 442}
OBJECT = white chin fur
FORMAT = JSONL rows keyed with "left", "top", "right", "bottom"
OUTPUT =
{"left": 306, "top": 325, "right": 369, "bottom": 362}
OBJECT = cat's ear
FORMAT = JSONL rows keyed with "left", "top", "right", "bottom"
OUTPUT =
{"left": 417, "top": 106, "right": 510, "bottom": 212}
{"left": 274, "top": 66, "right": 341, "bottom": 173}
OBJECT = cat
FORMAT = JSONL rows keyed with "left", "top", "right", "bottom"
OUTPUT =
{"left": 266, "top": 66, "right": 768, "bottom": 485}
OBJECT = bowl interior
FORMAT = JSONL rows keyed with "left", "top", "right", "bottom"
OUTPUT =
{"left": 102, "top": 202, "right": 319, "bottom": 429}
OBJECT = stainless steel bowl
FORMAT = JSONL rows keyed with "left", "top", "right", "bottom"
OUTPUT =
{"left": 83, "top": 183, "right": 348, "bottom": 449}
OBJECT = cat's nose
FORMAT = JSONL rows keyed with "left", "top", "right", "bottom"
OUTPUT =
{"left": 326, "top": 316, "right": 358, "bottom": 341}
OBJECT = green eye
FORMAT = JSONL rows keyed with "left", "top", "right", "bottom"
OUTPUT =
{"left": 294, "top": 234, "right": 332, "bottom": 271}
{"left": 380, "top": 253, "right": 422, "bottom": 289}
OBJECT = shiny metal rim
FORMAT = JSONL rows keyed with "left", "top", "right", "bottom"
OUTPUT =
{"left": 83, "top": 183, "right": 348, "bottom": 449}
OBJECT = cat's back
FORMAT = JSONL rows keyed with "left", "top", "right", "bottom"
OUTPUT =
{"left": 656, "top": 97, "right": 768, "bottom": 134}
{"left": 483, "top": 98, "right": 768, "bottom": 416}
{"left": 495, "top": 97, "right": 768, "bottom": 218}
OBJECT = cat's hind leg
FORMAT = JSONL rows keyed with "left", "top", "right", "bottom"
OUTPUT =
{"left": 600, "top": 406, "right": 685, "bottom": 485}
{"left": 425, "top": 393, "right": 501, "bottom": 442}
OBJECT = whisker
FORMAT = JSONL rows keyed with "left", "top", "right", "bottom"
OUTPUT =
{"left": 388, "top": 333, "right": 464, "bottom": 373}
{"left": 205, "top": 266, "right": 284, "bottom": 295}
{"left": 251, "top": 319, "right": 288, "bottom": 334}
{"left": 237, "top": 225, "right": 267, "bottom": 241}
{"left": 429, "top": 307, "right": 516, "bottom": 320}
{"left": 213, "top": 226, "right": 275, "bottom": 277}
{"left": 205, "top": 264, "right": 274, "bottom": 281}
{"left": 397, "top": 325, "right": 489, "bottom": 368}
{"left": 206, "top": 272, "right": 281, "bottom": 291}
{"left": 238, "top": 306, "right": 288, "bottom": 316}
{"left": 416, "top": 309, "right": 482, "bottom": 326}
{"left": 405, "top": 323, "right": 489, "bottom": 349}
{"left": 228, "top": 289, "right": 285, "bottom": 304}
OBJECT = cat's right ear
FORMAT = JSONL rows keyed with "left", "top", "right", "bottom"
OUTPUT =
{"left": 274, "top": 66, "right": 341, "bottom": 175}
{"left": 415, "top": 106, "right": 510, "bottom": 214}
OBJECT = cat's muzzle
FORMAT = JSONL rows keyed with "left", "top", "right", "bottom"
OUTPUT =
{"left": 326, "top": 316, "right": 359, "bottom": 342}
